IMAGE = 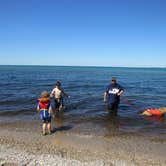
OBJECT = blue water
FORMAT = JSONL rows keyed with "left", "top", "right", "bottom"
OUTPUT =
{"left": 0, "top": 65, "right": 166, "bottom": 136}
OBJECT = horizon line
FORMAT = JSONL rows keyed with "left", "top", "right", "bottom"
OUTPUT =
{"left": 0, "top": 64, "right": 165, "bottom": 68}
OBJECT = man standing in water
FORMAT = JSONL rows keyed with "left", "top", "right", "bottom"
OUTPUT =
{"left": 104, "top": 77, "right": 124, "bottom": 116}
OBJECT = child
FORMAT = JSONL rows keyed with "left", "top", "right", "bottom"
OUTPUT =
{"left": 140, "top": 107, "right": 166, "bottom": 116}
{"left": 37, "top": 91, "right": 53, "bottom": 135}
{"left": 50, "top": 81, "right": 70, "bottom": 112}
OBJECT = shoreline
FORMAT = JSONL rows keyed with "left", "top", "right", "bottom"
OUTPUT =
{"left": 0, "top": 120, "right": 166, "bottom": 166}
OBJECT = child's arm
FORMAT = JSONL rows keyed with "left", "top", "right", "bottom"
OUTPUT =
{"left": 62, "top": 89, "right": 70, "bottom": 98}
{"left": 104, "top": 92, "right": 107, "bottom": 102}
{"left": 140, "top": 110, "right": 152, "bottom": 116}
{"left": 37, "top": 105, "right": 40, "bottom": 113}
{"left": 49, "top": 106, "right": 55, "bottom": 117}
{"left": 50, "top": 89, "right": 55, "bottom": 98}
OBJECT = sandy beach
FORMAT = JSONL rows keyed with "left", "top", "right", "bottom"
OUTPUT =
{"left": 0, "top": 117, "right": 166, "bottom": 166}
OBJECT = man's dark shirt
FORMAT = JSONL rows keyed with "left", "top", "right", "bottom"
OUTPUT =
{"left": 105, "top": 83, "right": 123, "bottom": 105}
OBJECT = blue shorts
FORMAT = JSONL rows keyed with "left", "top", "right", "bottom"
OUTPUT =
{"left": 42, "top": 117, "right": 51, "bottom": 123}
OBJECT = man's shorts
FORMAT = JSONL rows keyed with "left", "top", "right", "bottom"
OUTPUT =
{"left": 107, "top": 102, "right": 119, "bottom": 116}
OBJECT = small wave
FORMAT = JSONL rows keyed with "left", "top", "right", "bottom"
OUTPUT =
{"left": 0, "top": 99, "right": 36, "bottom": 106}
{"left": 0, "top": 109, "right": 34, "bottom": 116}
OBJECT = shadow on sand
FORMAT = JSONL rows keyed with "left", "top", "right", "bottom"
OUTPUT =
{"left": 51, "top": 125, "right": 73, "bottom": 133}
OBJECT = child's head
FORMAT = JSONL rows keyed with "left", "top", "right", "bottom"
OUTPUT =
{"left": 159, "top": 107, "right": 166, "bottom": 113}
{"left": 39, "top": 91, "right": 50, "bottom": 103}
{"left": 41, "top": 91, "right": 49, "bottom": 98}
{"left": 56, "top": 81, "right": 61, "bottom": 88}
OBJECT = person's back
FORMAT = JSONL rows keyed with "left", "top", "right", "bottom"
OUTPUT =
{"left": 106, "top": 82, "right": 122, "bottom": 104}
{"left": 37, "top": 91, "right": 53, "bottom": 135}
{"left": 38, "top": 96, "right": 51, "bottom": 120}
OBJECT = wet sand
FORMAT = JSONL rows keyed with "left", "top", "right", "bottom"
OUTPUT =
{"left": 0, "top": 118, "right": 166, "bottom": 166}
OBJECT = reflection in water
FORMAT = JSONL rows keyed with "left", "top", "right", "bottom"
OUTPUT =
{"left": 102, "top": 114, "right": 121, "bottom": 136}
{"left": 54, "top": 111, "right": 64, "bottom": 128}
{"left": 143, "top": 115, "right": 165, "bottom": 123}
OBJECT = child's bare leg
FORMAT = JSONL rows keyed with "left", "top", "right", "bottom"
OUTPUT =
{"left": 58, "top": 103, "right": 63, "bottom": 112}
{"left": 47, "top": 123, "right": 51, "bottom": 134}
{"left": 141, "top": 111, "right": 152, "bottom": 116}
{"left": 42, "top": 123, "right": 46, "bottom": 135}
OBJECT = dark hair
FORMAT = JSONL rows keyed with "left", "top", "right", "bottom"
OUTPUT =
{"left": 111, "top": 77, "right": 116, "bottom": 81}
{"left": 56, "top": 81, "right": 61, "bottom": 87}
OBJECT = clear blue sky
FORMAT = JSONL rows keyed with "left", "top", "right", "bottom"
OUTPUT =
{"left": 0, "top": 0, "right": 166, "bottom": 67}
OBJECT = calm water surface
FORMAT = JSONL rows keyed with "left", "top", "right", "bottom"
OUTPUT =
{"left": 0, "top": 65, "right": 166, "bottom": 137}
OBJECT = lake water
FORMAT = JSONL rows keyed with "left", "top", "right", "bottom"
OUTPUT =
{"left": 0, "top": 65, "right": 166, "bottom": 138}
